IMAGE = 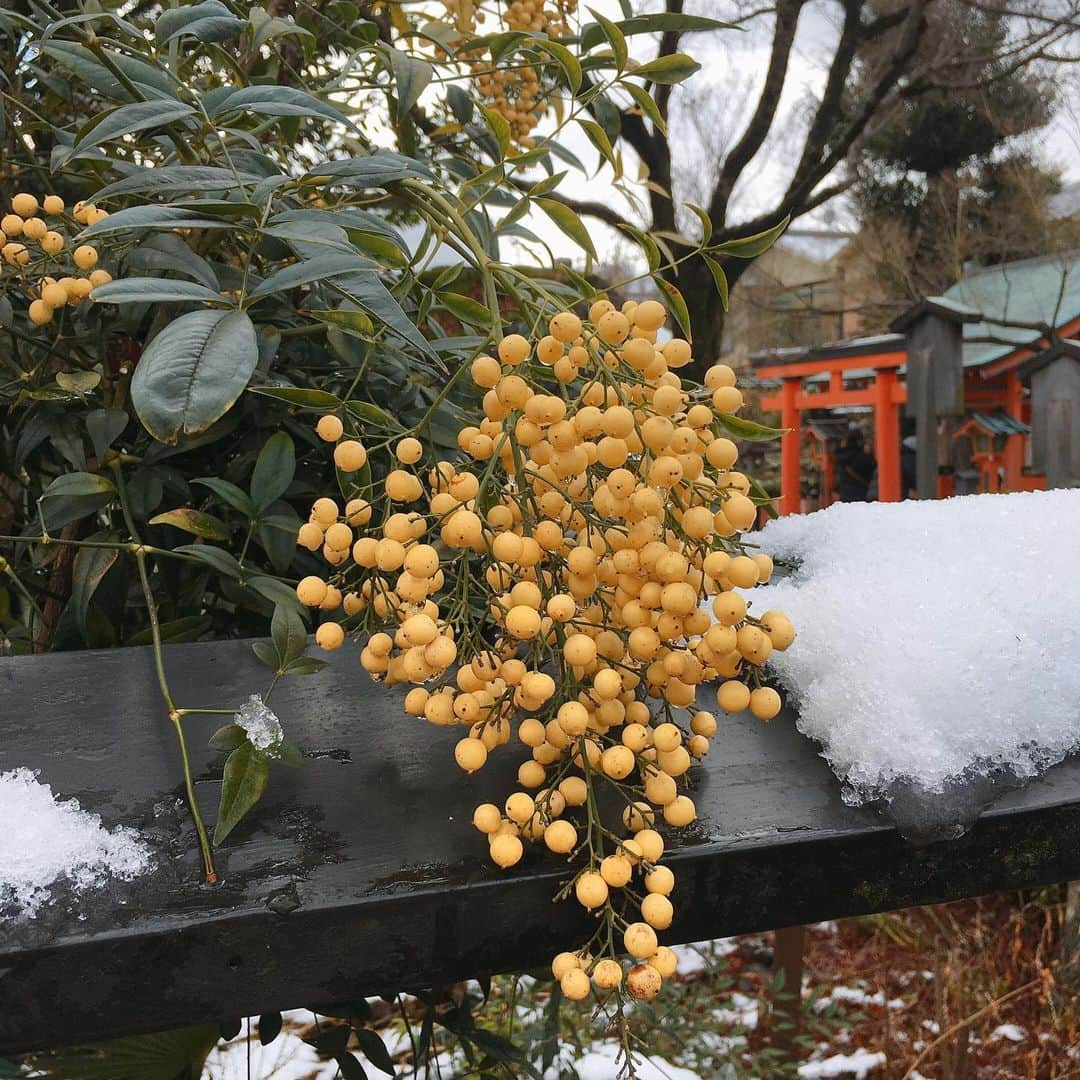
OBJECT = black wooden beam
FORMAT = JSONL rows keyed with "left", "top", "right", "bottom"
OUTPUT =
{"left": 2, "top": 640, "right": 1079, "bottom": 1054}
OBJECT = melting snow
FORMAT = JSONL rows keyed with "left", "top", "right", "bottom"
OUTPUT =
{"left": 235, "top": 694, "right": 284, "bottom": 751}
{"left": 797, "top": 1048, "right": 887, "bottom": 1078}
{"left": 814, "top": 986, "right": 906, "bottom": 1012}
{"left": 544, "top": 1042, "right": 701, "bottom": 1080}
{"left": 0, "top": 767, "right": 152, "bottom": 917}
{"left": 754, "top": 490, "right": 1080, "bottom": 835}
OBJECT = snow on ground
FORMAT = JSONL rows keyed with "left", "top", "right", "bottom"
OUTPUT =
{"left": 992, "top": 1023, "right": 1028, "bottom": 1042}
{"left": 796, "top": 1048, "right": 888, "bottom": 1077}
{"left": 543, "top": 1041, "right": 702, "bottom": 1080}
{"left": 668, "top": 936, "right": 740, "bottom": 976}
{"left": 814, "top": 985, "right": 906, "bottom": 1012}
{"left": 0, "top": 767, "right": 152, "bottom": 917}
{"left": 754, "top": 490, "right": 1080, "bottom": 816}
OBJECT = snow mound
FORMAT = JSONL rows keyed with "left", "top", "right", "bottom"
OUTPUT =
{"left": 753, "top": 490, "right": 1080, "bottom": 837}
{"left": 797, "top": 1049, "right": 887, "bottom": 1078}
{"left": 1, "top": 767, "right": 152, "bottom": 917}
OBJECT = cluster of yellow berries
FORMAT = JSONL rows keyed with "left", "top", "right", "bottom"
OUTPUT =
{"left": 296, "top": 295, "right": 794, "bottom": 1004}
{"left": 445, "top": 0, "right": 576, "bottom": 147}
{"left": 1, "top": 192, "right": 111, "bottom": 326}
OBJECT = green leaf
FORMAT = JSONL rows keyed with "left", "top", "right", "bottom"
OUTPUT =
{"left": 174, "top": 543, "right": 244, "bottom": 578}
{"left": 85, "top": 408, "right": 128, "bottom": 459}
{"left": 251, "top": 432, "right": 295, "bottom": 511}
{"left": 81, "top": 204, "right": 238, "bottom": 239}
{"left": 632, "top": 53, "right": 701, "bottom": 84}
{"left": 123, "top": 233, "right": 220, "bottom": 291}
{"left": 283, "top": 655, "right": 329, "bottom": 675}
{"left": 716, "top": 413, "right": 787, "bottom": 441}
{"left": 252, "top": 639, "right": 279, "bottom": 669}
{"left": 155, "top": 0, "right": 243, "bottom": 43}
{"left": 249, "top": 574, "right": 307, "bottom": 617}
{"left": 657, "top": 278, "right": 692, "bottom": 338}
{"left": 56, "top": 370, "right": 101, "bottom": 394}
{"left": 439, "top": 292, "right": 492, "bottom": 326}
{"left": 687, "top": 203, "right": 713, "bottom": 244}
{"left": 214, "top": 741, "right": 271, "bottom": 844}
{"left": 577, "top": 118, "right": 617, "bottom": 173}
{"left": 209, "top": 723, "right": 247, "bottom": 752}
{"left": 24, "top": 1025, "right": 219, "bottom": 1080}
{"left": 388, "top": 48, "right": 433, "bottom": 122}
{"left": 251, "top": 9, "right": 312, "bottom": 50}
{"left": 536, "top": 198, "right": 597, "bottom": 260}
{"left": 41, "top": 471, "right": 115, "bottom": 501}
{"left": 70, "top": 541, "right": 119, "bottom": 639}
{"left": 126, "top": 615, "right": 213, "bottom": 645}
{"left": 248, "top": 385, "right": 342, "bottom": 411}
{"left": 447, "top": 84, "right": 474, "bottom": 123}
{"left": 337, "top": 1053, "right": 368, "bottom": 1080}
{"left": 345, "top": 399, "right": 399, "bottom": 427}
{"left": 710, "top": 216, "right": 790, "bottom": 259}
{"left": 354, "top": 1030, "right": 395, "bottom": 1076}
{"left": 94, "top": 165, "right": 256, "bottom": 203}
{"left": 479, "top": 104, "right": 511, "bottom": 159}
{"left": 333, "top": 275, "right": 438, "bottom": 360}
{"left": 302, "top": 150, "right": 433, "bottom": 188}
{"left": 271, "top": 602, "right": 308, "bottom": 667}
{"left": 703, "top": 252, "right": 729, "bottom": 311}
{"left": 623, "top": 82, "right": 667, "bottom": 136}
{"left": 91, "top": 277, "right": 225, "bottom": 306}
{"left": 582, "top": 11, "right": 734, "bottom": 49}
{"left": 194, "top": 476, "right": 256, "bottom": 516}
{"left": 210, "top": 84, "right": 350, "bottom": 126}
{"left": 131, "top": 309, "right": 259, "bottom": 443}
{"left": 149, "top": 507, "right": 230, "bottom": 540}
{"left": 69, "top": 99, "right": 196, "bottom": 159}
{"left": 248, "top": 253, "right": 375, "bottom": 300}
{"left": 587, "top": 7, "right": 628, "bottom": 70}
{"left": 41, "top": 41, "right": 176, "bottom": 102}
{"left": 535, "top": 39, "right": 582, "bottom": 93}
{"left": 309, "top": 308, "right": 375, "bottom": 338}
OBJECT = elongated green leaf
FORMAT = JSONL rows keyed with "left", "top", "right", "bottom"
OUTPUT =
{"left": 309, "top": 308, "right": 375, "bottom": 338}
{"left": 249, "top": 386, "right": 342, "bottom": 409}
{"left": 156, "top": 0, "right": 243, "bottom": 43}
{"left": 175, "top": 543, "right": 244, "bottom": 577}
{"left": 479, "top": 104, "right": 510, "bottom": 159}
{"left": 91, "top": 277, "right": 225, "bottom": 306}
{"left": 71, "top": 100, "right": 195, "bottom": 158}
{"left": 271, "top": 603, "right": 308, "bottom": 667}
{"left": 624, "top": 82, "right": 667, "bottom": 136}
{"left": 39, "top": 472, "right": 116, "bottom": 532}
{"left": 581, "top": 12, "right": 734, "bottom": 50}
{"left": 587, "top": 7, "right": 628, "bottom": 70}
{"left": 70, "top": 541, "right": 119, "bottom": 638}
{"left": 95, "top": 165, "right": 260, "bottom": 202}
{"left": 251, "top": 432, "right": 295, "bottom": 511}
{"left": 703, "top": 252, "right": 729, "bottom": 311}
{"left": 132, "top": 309, "right": 259, "bottom": 443}
{"left": 710, "top": 216, "right": 790, "bottom": 259}
{"left": 81, "top": 204, "right": 237, "bottom": 238}
{"left": 536, "top": 198, "right": 597, "bottom": 259}
{"left": 632, "top": 52, "right": 701, "bottom": 84}
{"left": 439, "top": 291, "right": 492, "bottom": 326}
{"left": 211, "top": 85, "right": 350, "bottom": 125}
{"left": 251, "top": 9, "right": 312, "bottom": 50}
{"left": 41, "top": 41, "right": 176, "bottom": 101}
{"left": 248, "top": 253, "right": 376, "bottom": 300}
{"left": 42, "top": 471, "right": 116, "bottom": 499}
{"left": 388, "top": 48, "right": 433, "bottom": 122}
{"left": 209, "top": 723, "right": 247, "bottom": 752}
{"left": 578, "top": 118, "right": 617, "bottom": 173}
{"left": 333, "top": 275, "right": 438, "bottom": 360}
{"left": 345, "top": 400, "right": 399, "bottom": 427}
{"left": 535, "top": 39, "right": 582, "bottom": 93}
{"left": 716, "top": 413, "right": 787, "bottom": 441}
{"left": 194, "top": 476, "right": 256, "bottom": 516}
{"left": 302, "top": 150, "right": 433, "bottom": 187}
{"left": 149, "top": 507, "right": 229, "bottom": 540}
{"left": 657, "top": 278, "right": 692, "bottom": 339}
{"left": 214, "top": 741, "right": 271, "bottom": 844}
{"left": 85, "top": 408, "right": 128, "bottom": 459}
{"left": 123, "top": 234, "right": 220, "bottom": 291}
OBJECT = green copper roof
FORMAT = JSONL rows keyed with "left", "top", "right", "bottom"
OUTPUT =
{"left": 942, "top": 251, "right": 1080, "bottom": 368}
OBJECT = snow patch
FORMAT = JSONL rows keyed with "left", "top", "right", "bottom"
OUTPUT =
{"left": 797, "top": 1048, "right": 887, "bottom": 1078}
{"left": 544, "top": 1042, "right": 701, "bottom": 1080}
{"left": 992, "top": 1023, "right": 1027, "bottom": 1042}
{"left": 234, "top": 694, "right": 284, "bottom": 751}
{"left": 754, "top": 491, "right": 1080, "bottom": 833}
{"left": 814, "top": 986, "right": 906, "bottom": 1012}
{"left": 0, "top": 767, "right": 152, "bottom": 917}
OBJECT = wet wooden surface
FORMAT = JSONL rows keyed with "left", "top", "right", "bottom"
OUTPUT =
{"left": 2, "top": 639, "right": 1079, "bottom": 1053}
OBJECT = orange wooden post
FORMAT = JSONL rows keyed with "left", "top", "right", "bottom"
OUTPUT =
{"left": 874, "top": 368, "right": 901, "bottom": 502}
{"left": 1004, "top": 370, "right": 1025, "bottom": 490}
{"left": 780, "top": 377, "right": 801, "bottom": 516}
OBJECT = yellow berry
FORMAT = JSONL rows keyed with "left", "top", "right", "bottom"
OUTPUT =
{"left": 1, "top": 214, "right": 23, "bottom": 237}
{"left": 599, "top": 854, "right": 633, "bottom": 888}
{"left": 645, "top": 865, "right": 675, "bottom": 896}
{"left": 549, "top": 310, "right": 582, "bottom": 343}
{"left": 73, "top": 244, "right": 98, "bottom": 270}
{"left": 41, "top": 282, "right": 67, "bottom": 309}
{"left": 626, "top": 964, "right": 663, "bottom": 1001}
{"left": 641, "top": 892, "right": 674, "bottom": 930}
{"left": 296, "top": 575, "right": 328, "bottom": 606}
{"left": 28, "top": 299, "right": 53, "bottom": 326}
{"left": 552, "top": 951, "right": 583, "bottom": 979}
{"left": 560, "top": 967, "right": 591, "bottom": 1001}
{"left": 497, "top": 333, "right": 530, "bottom": 366}
{"left": 544, "top": 819, "right": 576, "bottom": 854}
{"left": 316, "top": 414, "right": 343, "bottom": 441}
{"left": 11, "top": 193, "right": 38, "bottom": 218}
{"left": 454, "top": 737, "right": 488, "bottom": 773}
{"left": 575, "top": 871, "right": 609, "bottom": 910}
{"left": 623, "top": 922, "right": 658, "bottom": 959}
{"left": 396, "top": 436, "right": 423, "bottom": 464}
{"left": 42, "top": 195, "right": 64, "bottom": 216}
{"left": 22, "top": 217, "right": 46, "bottom": 240}
{"left": 315, "top": 622, "right": 345, "bottom": 651}
{"left": 663, "top": 795, "right": 696, "bottom": 827}
{"left": 749, "top": 686, "right": 782, "bottom": 721}
{"left": 334, "top": 439, "right": 367, "bottom": 472}
{"left": 490, "top": 833, "right": 523, "bottom": 867}
{"left": 592, "top": 958, "right": 623, "bottom": 990}
{"left": 40, "top": 231, "right": 64, "bottom": 255}
{"left": 473, "top": 803, "right": 502, "bottom": 833}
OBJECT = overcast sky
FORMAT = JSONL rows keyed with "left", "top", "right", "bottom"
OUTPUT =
{"left": 504, "top": 1, "right": 1080, "bottom": 267}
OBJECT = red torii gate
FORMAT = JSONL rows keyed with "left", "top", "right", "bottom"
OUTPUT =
{"left": 757, "top": 337, "right": 907, "bottom": 515}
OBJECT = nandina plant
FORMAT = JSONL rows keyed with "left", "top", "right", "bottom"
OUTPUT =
{"left": 293, "top": 296, "right": 796, "bottom": 1056}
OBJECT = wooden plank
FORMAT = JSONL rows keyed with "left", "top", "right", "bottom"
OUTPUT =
{"left": 2, "top": 640, "right": 1080, "bottom": 1054}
